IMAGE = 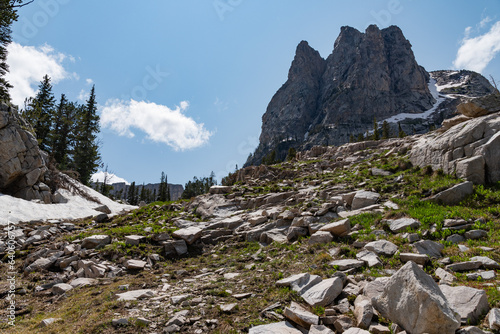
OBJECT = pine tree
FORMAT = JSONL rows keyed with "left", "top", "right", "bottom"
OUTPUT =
{"left": 349, "top": 134, "right": 354, "bottom": 143}
{"left": 382, "top": 120, "right": 390, "bottom": 139}
{"left": 166, "top": 173, "right": 171, "bottom": 201}
{"left": 127, "top": 182, "right": 137, "bottom": 205}
{"left": 398, "top": 123, "right": 406, "bottom": 138}
{"left": 51, "top": 94, "right": 77, "bottom": 169}
{"left": 357, "top": 133, "right": 364, "bottom": 142}
{"left": 139, "top": 183, "right": 146, "bottom": 202}
{"left": 73, "top": 85, "right": 101, "bottom": 185}
{"left": 24, "top": 75, "right": 56, "bottom": 151}
{"left": 158, "top": 171, "right": 167, "bottom": 201}
{"left": 373, "top": 117, "right": 379, "bottom": 141}
{"left": 286, "top": 147, "right": 297, "bottom": 161}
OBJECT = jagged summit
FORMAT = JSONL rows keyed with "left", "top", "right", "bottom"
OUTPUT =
{"left": 246, "top": 25, "right": 495, "bottom": 167}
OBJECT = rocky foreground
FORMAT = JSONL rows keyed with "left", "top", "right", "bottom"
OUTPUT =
{"left": 1, "top": 96, "right": 500, "bottom": 333}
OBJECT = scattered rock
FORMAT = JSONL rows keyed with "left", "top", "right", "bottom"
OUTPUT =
{"left": 309, "top": 231, "right": 334, "bottom": 245}
{"left": 276, "top": 273, "right": 322, "bottom": 295}
{"left": 429, "top": 181, "right": 474, "bottom": 205}
{"left": 52, "top": 283, "right": 73, "bottom": 295}
{"left": 116, "top": 289, "right": 155, "bottom": 301}
{"left": 440, "top": 285, "right": 489, "bottom": 324}
{"left": 388, "top": 218, "right": 421, "bottom": 233}
{"left": 124, "top": 259, "right": 147, "bottom": 270}
{"left": 354, "top": 295, "right": 373, "bottom": 329}
{"left": 470, "top": 256, "right": 500, "bottom": 269}
{"left": 284, "top": 301, "right": 319, "bottom": 328}
{"left": 301, "top": 277, "right": 343, "bottom": 307}
{"left": 172, "top": 227, "right": 203, "bottom": 245}
{"left": 488, "top": 308, "right": 500, "bottom": 330}
{"left": 412, "top": 240, "right": 444, "bottom": 258}
{"left": 319, "top": 218, "right": 351, "bottom": 236}
{"left": 364, "top": 240, "right": 398, "bottom": 256}
{"left": 329, "top": 259, "right": 364, "bottom": 271}
{"left": 351, "top": 191, "right": 380, "bottom": 210}
{"left": 81, "top": 235, "right": 111, "bottom": 249}
{"left": 445, "top": 261, "right": 482, "bottom": 272}
{"left": 220, "top": 303, "right": 238, "bottom": 313}
{"left": 399, "top": 253, "right": 429, "bottom": 265}
{"left": 356, "top": 250, "right": 382, "bottom": 267}
{"left": 248, "top": 321, "right": 302, "bottom": 334}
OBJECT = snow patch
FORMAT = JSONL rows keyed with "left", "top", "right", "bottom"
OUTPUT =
{"left": 0, "top": 177, "right": 136, "bottom": 225}
{"left": 383, "top": 78, "right": 447, "bottom": 124}
{"left": 91, "top": 171, "right": 130, "bottom": 185}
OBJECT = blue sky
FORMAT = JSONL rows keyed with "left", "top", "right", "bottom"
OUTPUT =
{"left": 6, "top": 0, "right": 500, "bottom": 186}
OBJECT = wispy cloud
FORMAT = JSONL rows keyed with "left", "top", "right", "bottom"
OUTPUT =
{"left": 6, "top": 42, "right": 78, "bottom": 106}
{"left": 453, "top": 20, "right": 500, "bottom": 73}
{"left": 100, "top": 99, "right": 212, "bottom": 151}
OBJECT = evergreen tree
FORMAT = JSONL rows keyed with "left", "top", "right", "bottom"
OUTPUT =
{"left": 158, "top": 171, "right": 168, "bottom": 201}
{"left": 24, "top": 75, "right": 56, "bottom": 151}
{"left": 373, "top": 117, "right": 379, "bottom": 140}
{"left": 357, "top": 133, "right": 364, "bottom": 142}
{"left": 139, "top": 183, "right": 146, "bottom": 202}
{"left": 398, "top": 123, "right": 406, "bottom": 138}
{"left": 286, "top": 147, "right": 297, "bottom": 161}
{"left": 51, "top": 94, "right": 77, "bottom": 169}
{"left": 127, "top": 182, "right": 137, "bottom": 205}
{"left": 166, "top": 173, "right": 171, "bottom": 201}
{"left": 382, "top": 120, "right": 390, "bottom": 139}
{"left": 73, "top": 85, "right": 101, "bottom": 185}
{"left": 349, "top": 134, "right": 354, "bottom": 143}
{"left": 181, "top": 174, "right": 216, "bottom": 199}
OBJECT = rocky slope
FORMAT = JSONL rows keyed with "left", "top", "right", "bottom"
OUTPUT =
{"left": 246, "top": 25, "right": 496, "bottom": 166}
{"left": 2, "top": 97, "right": 500, "bottom": 333}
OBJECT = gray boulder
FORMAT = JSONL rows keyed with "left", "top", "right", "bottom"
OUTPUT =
{"left": 429, "top": 181, "right": 474, "bottom": 205}
{"left": 301, "top": 277, "right": 343, "bottom": 307}
{"left": 364, "top": 240, "right": 398, "bottom": 256}
{"left": 440, "top": 285, "right": 489, "bottom": 325}
{"left": 81, "top": 235, "right": 111, "bottom": 249}
{"left": 248, "top": 321, "right": 302, "bottom": 334}
{"left": 351, "top": 191, "right": 380, "bottom": 210}
{"left": 412, "top": 240, "right": 444, "bottom": 258}
{"left": 373, "top": 261, "right": 460, "bottom": 334}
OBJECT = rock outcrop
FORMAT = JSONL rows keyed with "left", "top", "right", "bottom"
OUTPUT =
{"left": 0, "top": 103, "right": 51, "bottom": 202}
{"left": 410, "top": 104, "right": 500, "bottom": 184}
{"left": 246, "top": 25, "right": 496, "bottom": 167}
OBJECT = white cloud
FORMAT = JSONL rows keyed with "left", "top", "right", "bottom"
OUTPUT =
{"left": 6, "top": 42, "right": 77, "bottom": 106}
{"left": 78, "top": 89, "right": 89, "bottom": 101}
{"left": 100, "top": 99, "right": 213, "bottom": 151}
{"left": 86, "top": 78, "right": 94, "bottom": 85}
{"left": 480, "top": 16, "right": 492, "bottom": 28}
{"left": 453, "top": 20, "right": 500, "bottom": 73}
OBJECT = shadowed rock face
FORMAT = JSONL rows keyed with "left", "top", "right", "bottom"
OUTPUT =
{"left": 246, "top": 25, "right": 495, "bottom": 167}
{"left": 0, "top": 103, "right": 51, "bottom": 202}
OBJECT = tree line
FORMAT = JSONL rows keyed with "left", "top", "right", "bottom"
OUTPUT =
{"left": 21, "top": 75, "right": 101, "bottom": 185}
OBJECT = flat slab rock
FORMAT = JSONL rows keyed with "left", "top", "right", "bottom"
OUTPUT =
{"left": 330, "top": 259, "right": 365, "bottom": 271}
{"left": 388, "top": 218, "right": 421, "bottom": 233}
{"left": 172, "top": 226, "right": 203, "bottom": 245}
{"left": 249, "top": 321, "right": 303, "bottom": 334}
{"left": 116, "top": 289, "right": 155, "bottom": 301}
{"left": 412, "top": 240, "right": 444, "bottom": 258}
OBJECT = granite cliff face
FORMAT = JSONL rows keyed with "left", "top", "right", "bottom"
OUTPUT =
{"left": 246, "top": 25, "right": 496, "bottom": 166}
{"left": 0, "top": 103, "right": 52, "bottom": 202}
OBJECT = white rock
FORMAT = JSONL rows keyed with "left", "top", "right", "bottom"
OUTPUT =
{"left": 52, "top": 283, "right": 73, "bottom": 295}
{"left": 373, "top": 261, "right": 460, "bottom": 334}
{"left": 412, "top": 240, "right": 444, "bottom": 258}
{"left": 354, "top": 295, "right": 373, "bottom": 329}
{"left": 309, "top": 231, "right": 333, "bottom": 245}
{"left": 388, "top": 218, "right": 421, "bottom": 233}
{"left": 69, "top": 277, "right": 98, "bottom": 288}
{"left": 276, "top": 273, "right": 322, "bottom": 295}
{"left": 440, "top": 285, "right": 489, "bottom": 325}
{"left": 248, "top": 321, "right": 303, "bottom": 334}
{"left": 470, "top": 256, "right": 500, "bottom": 269}
{"left": 81, "top": 235, "right": 111, "bottom": 249}
{"left": 318, "top": 218, "right": 351, "bottom": 236}
{"left": 351, "top": 191, "right": 380, "bottom": 210}
{"left": 329, "top": 259, "right": 364, "bottom": 270}
{"left": 488, "top": 308, "right": 500, "bottom": 330}
{"left": 309, "top": 325, "right": 335, "bottom": 334}
{"left": 172, "top": 226, "right": 203, "bottom": 245}
{"left": 125, "top": 259, "right": 147, "bottom": 270}
{"left": 364, "top": 240, "right": 398, "bottom": 256}
{"left": 356, "top": 250, "right": 382, "bottom": 267}
{"left": 116, "top": 289, "right": 155, "bottom": 301}
{"left": 301, "top": 277, "right": 343, "bottom": 307}
{"left": 283, "top": 301, "right": 319, "bottom": 328}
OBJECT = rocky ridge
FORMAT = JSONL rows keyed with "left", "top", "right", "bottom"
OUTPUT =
{"left": 246, "top": 25, "right": 496, "bottom": 166}
{"left": 1, "top": 95, "right": 500, "bottom": 333}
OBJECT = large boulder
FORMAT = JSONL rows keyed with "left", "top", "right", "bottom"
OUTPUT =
{"left": 373, "top": 261, "right": 460, "bottom": 334}
{"left": 0, "top": 103, "right": 50, "bottom": 201}
{"left": 429, "top": 181, "right": 474, "bottom": 205}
